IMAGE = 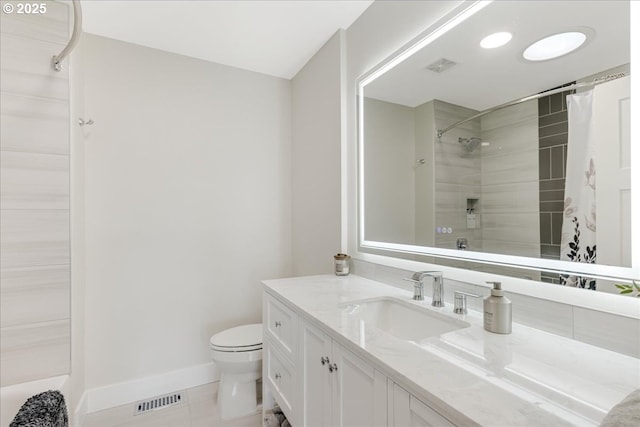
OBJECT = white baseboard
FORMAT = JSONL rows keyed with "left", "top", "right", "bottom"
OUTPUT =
{"left": 73, "top": 390, "right": 88, "bottom": 427}
{"left": 85, "top": 362, "right": 219, "bottom": 414}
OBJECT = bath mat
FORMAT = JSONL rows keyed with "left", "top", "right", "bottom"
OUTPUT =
{"left": 10, "top": 390, "right": 68, "bottom": 427}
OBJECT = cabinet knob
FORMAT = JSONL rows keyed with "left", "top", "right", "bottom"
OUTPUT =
{"left": 320, "top": 356, "right": 330, "bottom": 365}
{"left": 275, "top": 321, "right": 282, "bottom": 327}
{"left": 328, "top": 363, "right": 338, "bottom": 373}
{"left": 275, "top": 373, "right": 282, "bottom": 380}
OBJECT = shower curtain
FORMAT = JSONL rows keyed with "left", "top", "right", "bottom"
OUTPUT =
{"left": 560, "top": 90, "right": 596, "bottom": 289}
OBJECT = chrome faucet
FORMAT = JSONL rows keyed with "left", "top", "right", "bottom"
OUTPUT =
{"left": 404, "top": 271, "right": 444, "bottom": 306}
{"left": 453, "top": 291, "right": 480, "bottom": 314}
{"left": 427, "top": 272, "right": 445, "bottom": 307}
{"left": 403, "top": 272, "right": 425, "bottom": 300}
{"left": 456, "top": 238, "right": 468, "bottom": 250}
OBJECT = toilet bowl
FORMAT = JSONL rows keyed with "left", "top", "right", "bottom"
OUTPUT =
{"left": 210, "top": 323, "right": 263, "bottom": 420}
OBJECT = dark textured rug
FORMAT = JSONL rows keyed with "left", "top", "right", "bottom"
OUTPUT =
{"left": 10, "top": 390, "right": 68, "bottom": 427}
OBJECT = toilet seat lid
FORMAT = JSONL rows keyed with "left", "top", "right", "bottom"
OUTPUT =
{"left": 210, "top": 323, "right": 262, "bottom": 350}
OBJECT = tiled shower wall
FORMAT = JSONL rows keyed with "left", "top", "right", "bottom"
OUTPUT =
{"left": 537, "top": 89, "right": 573, "bottom": 283}
{"left": 432, "top": 100, "right": 482, "bottom": 252}
{"left": 0, "top": 1, "right": 71, "bottom": 385}
{"left": 480, "top": 100, "right": 539, "bottom": 260}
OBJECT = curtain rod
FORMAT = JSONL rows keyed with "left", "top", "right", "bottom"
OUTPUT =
{"left": 436, "top": 72, "right": 629, "bottom": 139}
{"left": 52, "top": 0, "right": 82, "bottom": 71}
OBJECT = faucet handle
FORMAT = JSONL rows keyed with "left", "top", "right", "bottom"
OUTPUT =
{"left": 403, "top": 278, "right": 424, "bottom": 301}
{"left": 453, "top": 291, "right": 480, "bottom": 314}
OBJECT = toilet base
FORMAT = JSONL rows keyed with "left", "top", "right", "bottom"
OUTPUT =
{"left": 217, "top": 372, "right": 259, "bottom": 420}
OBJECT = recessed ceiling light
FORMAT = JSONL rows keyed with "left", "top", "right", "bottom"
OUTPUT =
{"left": 523, "top": 31, "right": 587, "bottom": 61}
{"left": 480, "top": 32, "right": 512, "bottom": 49}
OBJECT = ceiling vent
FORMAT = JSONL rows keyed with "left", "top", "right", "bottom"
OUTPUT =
{"left": 426, "top": 58, "right": 457, "bottom": 73}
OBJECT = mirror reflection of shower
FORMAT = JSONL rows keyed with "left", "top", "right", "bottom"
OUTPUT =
{"left": 458, "top": 136, "right": 482, "bottom": 153}
{"left": 458, "top": 136, "right": 481, "bottom": 151}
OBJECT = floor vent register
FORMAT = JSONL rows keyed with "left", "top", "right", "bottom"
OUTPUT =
{"left": 134, "top": 392, "right": 183, "bottom": 415}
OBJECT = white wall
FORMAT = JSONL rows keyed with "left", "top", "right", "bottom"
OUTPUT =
{"left": 69, "top": 32, "right": 87, "bottom": 421}
{"left": 81, "top": 34, "right": 292, "bottom": 390}
{"left": 414, "top": 101, "right": 436, "bottom": 247}
{"left": 291, "top": 31, "right": 343, "bottom": 275}
{"left": 363, "top": 97, "right": 415, "bottom": 244}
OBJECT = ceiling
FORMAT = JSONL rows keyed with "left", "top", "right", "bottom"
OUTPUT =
{"left": 80, "top": 0, "right": 373, "bottom": 79}
{"left": 364, "top": 1, "right": 630, "bottom": 111}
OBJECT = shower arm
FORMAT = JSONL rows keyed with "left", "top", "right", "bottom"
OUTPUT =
{"left": 436, "top": 72, "right": 629, "bottom": 139}
{"left": 52, "top": 0, "right": 82, "bottom": 72}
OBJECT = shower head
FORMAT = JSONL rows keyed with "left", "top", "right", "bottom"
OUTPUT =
{"left": 458, "top": 137, "right": 482, "bottom": 152}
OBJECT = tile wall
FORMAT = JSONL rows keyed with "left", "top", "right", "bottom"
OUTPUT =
{"left": 537, "top": 88, "right": 573, "bottom": 283}
{"left": 0, "top": 1, "right": 71, "bottom": 386}
{"left": 432, "top": 100, "right": 482, "bottom": 252}
{"left": 480, "top": 100, "right": 540, "bottom": 261}
{"left": 428, "top": 99, "right": 541, "bottom": 280}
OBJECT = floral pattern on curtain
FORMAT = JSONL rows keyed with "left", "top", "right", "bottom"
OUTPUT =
{"left": 560, "top": 90, "right": 596, "bottom": 290}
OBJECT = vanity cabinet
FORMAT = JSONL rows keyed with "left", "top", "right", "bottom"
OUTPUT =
{"left": 299, "top": 320, "right": 387, "bottom": 427}
{"left": 265, "top": 342, "right": 297, "bottom": 421}
{"left": 264, "top": 293, "right": 299, "bottom": 424}
{"left": 390, "top": 383, "right": 455, "bottom": 427}
{"left": 265, "top": 294, "right": 298, "bottom": 358}
{"left": 264, "top": 289, "right": 452, "bottom": 427}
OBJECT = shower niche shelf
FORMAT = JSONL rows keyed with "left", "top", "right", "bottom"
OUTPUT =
{"left": 466, "top": 198, "right": 479, "bottom": 229}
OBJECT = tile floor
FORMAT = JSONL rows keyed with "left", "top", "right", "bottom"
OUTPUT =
{"left": 83, "top": 382, "right": 262, "bottom": 427}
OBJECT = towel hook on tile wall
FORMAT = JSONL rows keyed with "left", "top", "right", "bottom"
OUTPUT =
{"left": 78, "top": 118, "right": 94, "bottom": 126}
{"left": 52, "top": 0, "right": 82, "bottom": 71}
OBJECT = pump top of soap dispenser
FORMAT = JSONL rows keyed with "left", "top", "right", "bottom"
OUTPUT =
{"left": 487, "top": 281, "right": 503, "bottom": 296}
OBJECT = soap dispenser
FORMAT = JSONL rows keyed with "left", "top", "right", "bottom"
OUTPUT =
{"left": 483, "top": 281, "right": 512, "bottom": 334}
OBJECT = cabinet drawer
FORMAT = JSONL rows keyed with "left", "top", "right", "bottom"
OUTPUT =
{"left": 265, "top": 294, "right": 297, "bottom": 358}
{"left": 265, "top": 342, "right": 296, "bottom": 420}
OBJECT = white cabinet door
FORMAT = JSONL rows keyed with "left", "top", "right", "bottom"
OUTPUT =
{"left": 265, "top": 342, "right": 296, "bottom": 420}
{"left": 331, "top": 343, "right": 387, "bottom": 427}
{"left": 593, "top": 76, "right": 631, "bottom": 272}
{"left": 391, "top": 383, "right": 455, "bottom": 427}
{"left": 300, "top": 320, "right": 332, "bottom": 427}
{"left": 263, "top": 293, "right": 299, "bottom": 425}
{"left": 299, "top": 320, "right": 387, "bottom": 427}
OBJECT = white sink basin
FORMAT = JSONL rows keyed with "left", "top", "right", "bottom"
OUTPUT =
{"left": 339, "top": 297, "right": 470, "bottom": 342}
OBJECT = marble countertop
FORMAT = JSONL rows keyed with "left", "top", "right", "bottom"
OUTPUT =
{"left": 263, "top": 274, "right": 640, "bottom": 427}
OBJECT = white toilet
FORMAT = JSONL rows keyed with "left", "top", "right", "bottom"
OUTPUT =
{"left": 209, "top": 323, "right": 263, "bottom": 420}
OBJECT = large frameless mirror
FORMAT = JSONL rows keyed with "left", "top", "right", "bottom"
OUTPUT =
{"left": 358, "top": 0, "right": 637, "bottom": 294}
